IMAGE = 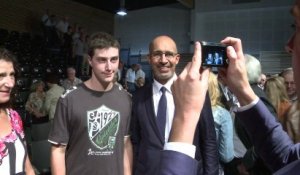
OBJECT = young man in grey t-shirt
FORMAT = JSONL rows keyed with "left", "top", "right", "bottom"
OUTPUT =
{"left": 48, "top": 32, "right": 132, "bottom": 175}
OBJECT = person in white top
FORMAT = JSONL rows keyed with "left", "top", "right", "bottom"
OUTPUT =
{"left": 135, "top": 64, "right": 146, "bottom": 88}
{"left": 125, "top": 64, "right": 137, "bottom": 93}
{"left": 61, "top": 67, "right": 82, "bottom": 90}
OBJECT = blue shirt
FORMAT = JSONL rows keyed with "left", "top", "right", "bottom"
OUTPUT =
{"left": 212, "top": 105, "right": 234, "bottom": 163}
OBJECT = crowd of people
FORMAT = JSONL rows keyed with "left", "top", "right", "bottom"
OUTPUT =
{"left": 41, "top": 9, "right": 90, "bottom": 78}
{"left": 0, "top": 1, "right": 300, "bottom": 175}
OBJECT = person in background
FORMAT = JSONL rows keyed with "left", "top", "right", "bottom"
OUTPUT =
{"left": 43, "top": 73, "right": 64, "bottom": 122}
{"left": 264, "top": 76, "right": 291, "bottom": 124}
{"left": 280, "top": 68, "right": 298, "bottom": 102}
{"left": 0, "top": 48, "right": 35, "bottom": 175}
{"left": 61, "top": 66, "right": 82, "bottom": 90}
{"left": 135, "top": 64, "right": 145, "bottom": 88}
{"left": 125, "top": 64, "right": 136, "bottom": 94}
{"left": 55, "top": 15, "right": 69, "bottom": 41}
{"left": 135, "top": 77, "right": 145, "bottom": 89}
{"left": 258, "top": 73, "right": 267, "bottom": 89}
{"left": 73, "top": 33, "right": 85, "bottom": 77}
{"left": 284, "top": 99, "right": 300, "bottom": 143}
{"left": 208, "top": 72, "right": 234, "bottom": 175}
{"left": 81, "top": 35, "right": 90, "bottom": 77}
{"left": 117, "top": 60, "right": 126, "bottom": 87}
{"left": 62, "top": 26, "right": 73, "bottom": 65}
{"left": 25, "top": 80, "right": 47, "bottom": 124}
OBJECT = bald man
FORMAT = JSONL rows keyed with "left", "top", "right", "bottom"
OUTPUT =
{"left": 130, "top": 35, "right": 218, "bottom": 175}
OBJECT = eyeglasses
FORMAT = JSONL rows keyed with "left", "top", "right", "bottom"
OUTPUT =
{"left": 150, "top": 51, "right": 178, "bottom": 60}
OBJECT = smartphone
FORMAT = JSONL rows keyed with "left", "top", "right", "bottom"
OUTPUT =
{"left": 201, "top": 41, "right": 228, "bottom": 67}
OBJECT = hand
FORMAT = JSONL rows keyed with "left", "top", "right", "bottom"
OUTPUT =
{"left": 218, "top": 37, "right": 257, "bottom": 106}
{"left": 237, "top": 163, "right": 250, "bottom": 175}
{"left": 169, "top": 41, "right": 210, "bottom": 144}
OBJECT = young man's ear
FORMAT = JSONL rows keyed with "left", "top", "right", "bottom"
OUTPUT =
{"left": 87, "top": 55, "right": 92, "bottom": 65}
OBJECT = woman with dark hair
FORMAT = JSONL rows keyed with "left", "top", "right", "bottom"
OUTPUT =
{"left": 0, "top": 48, "right": 35, "bottom": 174}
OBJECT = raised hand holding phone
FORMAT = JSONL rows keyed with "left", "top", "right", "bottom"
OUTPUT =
{"left": 169, "top": 41, "right": 210, "bottom": 144}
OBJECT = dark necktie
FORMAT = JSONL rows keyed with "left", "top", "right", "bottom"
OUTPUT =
{"left": 157, "top": 87, "right": 167, "bottom": 141}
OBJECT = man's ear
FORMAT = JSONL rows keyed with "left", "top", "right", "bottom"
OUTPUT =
{"left": 147, "top": 54, "right": 151, "bottom": 64}
{"left": 87, "top": 55, "right": 92, "bottom": 66}
{"left": 175, "top": 54, "right": 180, "bottom": 65}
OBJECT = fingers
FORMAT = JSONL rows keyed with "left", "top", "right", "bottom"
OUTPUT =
{"left": 178, "top": 62, "right": 190, "bottom": 80}
{"left": 221, "top": 37, "right": 243, "bottom": 57}
{"left": 226, "top": 46, "right": 238, "bottom": 62}
{"left": 190, "top": 41, "right": 202, "bottom": 72}
{"left": 178, "top": 42, "right": 201, "bottom": 81}
{"left": 199, "top": 68, "right": 210, "bottom": 91}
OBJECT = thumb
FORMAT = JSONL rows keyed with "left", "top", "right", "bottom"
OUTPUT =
{"left": 227, "top": 46, "right": 238, "bottom": 62}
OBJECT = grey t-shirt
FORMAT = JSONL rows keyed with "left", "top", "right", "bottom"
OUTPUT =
{"left": 49, "top": 83, "right": 132, "bottom": 175}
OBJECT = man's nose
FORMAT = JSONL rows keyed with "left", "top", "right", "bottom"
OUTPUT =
{"left": 160, "top": 54, "right": 168, "bottom": 62}
{"left": 106, "top": 62, "right": 112, "bottom": 70}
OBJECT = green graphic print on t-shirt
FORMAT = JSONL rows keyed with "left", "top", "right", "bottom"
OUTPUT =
{"left": 87, "top": 105, "right": 120, "bottom": 156}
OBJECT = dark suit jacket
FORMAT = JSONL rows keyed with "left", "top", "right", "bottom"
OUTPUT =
{"left": 159, "top": 150, "right": 198, "bottom": 175}
{"left": 237, "top": 100, "right": 300, "bottom": 174}
{"left": 131, "top": 83, "right": 218, "bottom": 175}
{"left": 233, "top": 84, "right": 277, "bottom": 174}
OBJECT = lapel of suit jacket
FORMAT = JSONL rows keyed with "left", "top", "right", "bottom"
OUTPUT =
{"left": 144, "top": 83, "right": 165, "bottom": 144}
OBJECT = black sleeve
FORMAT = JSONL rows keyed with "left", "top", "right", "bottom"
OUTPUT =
{"left": 130, "top": 94, "right": 141, "bottom": 170}
{"left": 195, "top": 93, "right": 219, "bottom": 175}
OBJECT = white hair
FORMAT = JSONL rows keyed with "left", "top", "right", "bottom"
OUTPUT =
{"left": 244, "top": 54, "right": 262, "bottom": 84}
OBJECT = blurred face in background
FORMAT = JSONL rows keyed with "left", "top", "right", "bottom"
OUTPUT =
{"left": 67, "top": 68, "right": 76, "bottom": 81}
{"left": 282, "top": 72, "right": 296, "bottom": 98}
{"left": 36, "top": 83, "right": 44, "bottom": 93}
{"left": 259, "top": 74, "right": 267, "bottom": 87}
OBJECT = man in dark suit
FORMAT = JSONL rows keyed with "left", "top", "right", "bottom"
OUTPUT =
{"left": 131, "top": 35, "right": 218, "bottom": 175}
{"left": 218, "top": 34, "right": 300, "bottom": 175}
{"left": 230, "top": 54, "right": 277, "bottom": 175}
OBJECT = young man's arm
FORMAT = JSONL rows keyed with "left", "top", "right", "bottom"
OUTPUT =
{"left": 51, "top": 145, "right": 66, "bottom": 175}
{"left": 124, "top": 136, "right": 133, "bottom": 175}
{"left": 25, "top": 155, "right": 35, "bottom": 175}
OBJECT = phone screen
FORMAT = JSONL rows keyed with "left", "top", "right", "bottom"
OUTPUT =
{"left": 201, "top": 42, "right": 228, "bottom": 67}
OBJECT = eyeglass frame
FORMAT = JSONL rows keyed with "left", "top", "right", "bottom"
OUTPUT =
{"left": 149, "top": 51, "right": 179, "bottom": 60}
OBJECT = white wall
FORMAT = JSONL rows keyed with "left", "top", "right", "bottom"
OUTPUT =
{"left": 114, "top": 3, "right": 191, "bottom": 55}
{"left": 192, "top": 0, "right": 294, "bottom": 55}
{"left": 196, "top": 0, "right": 293, "bottom": 12}
{"left": 114, "top": 0, "right": 294, "bottom": 57}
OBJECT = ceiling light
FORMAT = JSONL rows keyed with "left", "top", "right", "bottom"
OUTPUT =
{"left": 116, "top": 0, "right": 127, "bottom": 16}
{"left": 117, "top": 9, "right": 127, "bottom": 16}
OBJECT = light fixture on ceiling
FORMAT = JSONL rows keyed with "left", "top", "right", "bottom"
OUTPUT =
{"left": 116, "top": 0, "right": 127, "bottom": 16}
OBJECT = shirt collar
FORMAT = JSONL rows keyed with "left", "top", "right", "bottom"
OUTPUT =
{"left": 153, "top": 74, "right": 177, "bottom": 94}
